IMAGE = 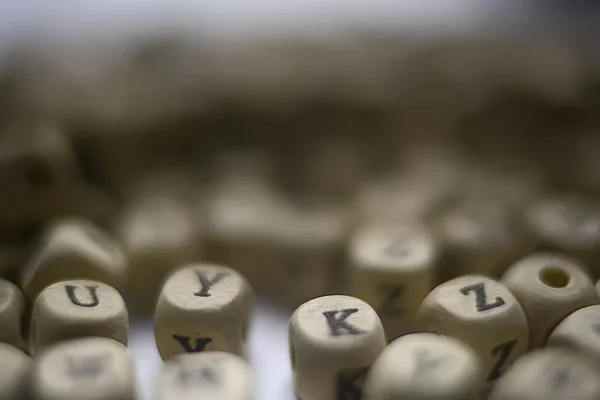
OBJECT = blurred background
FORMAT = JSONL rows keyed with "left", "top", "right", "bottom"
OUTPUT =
{"left": 0, "top": 1, "right": 599, "bottom": 399}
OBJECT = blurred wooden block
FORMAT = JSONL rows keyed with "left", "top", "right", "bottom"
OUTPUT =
{"left": 525, "top": 195, "right": 600, "bottom": 278}
{"left": 154, "top": 264, "right": 253, "bottom": 360}
{"left": 20, "top": 217, "right": 128, "bottom": 299}
{"left": 548, "top": 304, "right": 600, "bottom": 367}
{"left": 31, "top": 337, "right": 136, "bottom": 400}
{"left": 434, "top": 197, "right": 532, "bottom": 283}
{"left": 348, "top": 223, "right": 438, "bottom": 340}
{"left": 363, "top": 333, "right": 485, "bottom": 400}
{"left": 0, "top": 278, "right": 27, "bottom": 351}
{"left": 0, "top": 343, "right": 32, "bottom": 400}
{"left": 419, "top": 275, "right": 529, "bottom": 385}
{"left": 289, "top": 295, "right": 386, "bottom": 400}
{"left": 114, "top": 194, "right": 202, "bottom": 314}
{"left": 501, "top": 253, "right": 599, "bottom": 348}
{"left": 206, "top": 177, "right": 348, "bottom": 307}
{"left": 489, "top": 348, "right": 600, "bottom": 400}
{"left": 0, "top": 123, "right": 83, "bottom": 230}
{"left": 30, "top": 279, "right": 129, "bottom": 354}
{"left": 155, "top": 351, "right": 253, "bottom": 400}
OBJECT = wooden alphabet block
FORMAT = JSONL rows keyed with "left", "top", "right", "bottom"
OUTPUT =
{"left": 114, "top": 195, "right": 202, "bottom": 313}
{"left": 363, "top": 333, "right": 485, "bottom": 400}
{"left": 30, "top": 279, "right": 129, "bottom": 354}
{"left": 0, "top": 343, "right": 32, "bottom": 400}
{"left": 419, "top": 275, "right": 529, "bottom": 385}
{"left": 31, "top": 337, "right": 136, "bottom": 400}
{"left": 547, "top": 304, "right": 600, "bottom": 366}
{"left": 155, "top": 351, "right": 253, "bottom": 400}
{"left": 489, "top": 348, "right": 600, "bottom": 400}
{"left": 0, "top": 278, "right": 27, "bottom": 351}
{"left": 289, "top": 295, "right": 386, "bottom": 400}
{"left": 348, "top": 223, "right": 438, "bottom": 340}
{"left": 501, "top": 253, "right": 599, "bottom": 348}
{"left": 21, "top": 217, "right": 128, "bottom": 299}
{"left": 154, "top": 264, "right": 253, "bottom": 360}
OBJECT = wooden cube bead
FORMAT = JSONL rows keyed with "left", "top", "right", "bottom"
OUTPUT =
{"left": 114, "top": 195, "right": 202, "bottom": 313}
{"left": 348, "top": 223, "right": 438, "bottom": 340}
{"left": 21, "top": 217, "right": 128, "bottom": 299}
{"left": 30, "top": 279, "right": 129, "bottom": 354}
{"left": 525, "top": 195, "right": 600, "bottom": 278}
{"left": 419, "top": 275, "right": 529, "bottom": 384}
{"left": 289, "top": 295, "right": 386, "bottom": 400}
{"left": 434, "top": 198, "right": 531, "bottom": 282}
{"left": 154, "top": 264, "right": 253, "bottom": 360}
{"left": 31, "top": 337, "right": 136, "bottom": 400}
{"left": 0, "top": 343, "right": 32, "bottom": 400}
{"left": 489, "top": 348, "right": 600, "bottom": 400}
{"left": 363, "top": 333, "right": 485, "bottom": 400}
{"left": 0, "top": 278, "right": 27, "bottom": 351}
{"left": 501, "top": 253, "right": 599, "bottom": 348}
{"left": 547, "top": 305, "right": 600, "bottom": 365}
{"left": 155, "top": 351, "right": 253, "bottom": 400}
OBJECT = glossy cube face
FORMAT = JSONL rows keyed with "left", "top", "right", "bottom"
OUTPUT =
{"left": 21, "top": 218, "right": 128, "bottom": 299}
{"left": 363, "top": 333, "right": 485, "bottom": 400}
{"left": 156, "top": 352, "right": 253, "bottom": 400}
{"left": 0, "top": 279, "right": 27, "bottom": 351}
{"left": 0, "top": 343, "right": 32, "bottom": 400}
{"left": 348, "top": 223, "right": 438, "bottom": 340}
{"left": 31, "top": 337, "right": 136, "bottom": 400}
{"left": 489, "top": 348, "right": 600, "bottom": 400}
{"left": 30, "top": 279, "right": 129, "bottom": 354}
{"left": 154, "top": 264, "right": 253, "bottom": 360}
{"left": 501, "top": 253, "right": 599, "bottom": 348}
{"left": 547, "top": 304, "right": 600, "bottom": 364}
{"left": 419, "top": 275, "right": 529, "bottom": 384}
{"left": 289, "top": 295, "right": 387, "bottom": 400}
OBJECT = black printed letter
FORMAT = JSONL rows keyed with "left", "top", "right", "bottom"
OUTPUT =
{"left": 194, "top": 272, "right": 228, "bottom": 297}
{"left": 172, "top": 335, "right": 213, "bottom": 353}
{"left": 336, "top": 368, "right": 368, "bottom": 400}
{"left": 460, "top": 283, "right": 505, "bottom": 312}
{"left": 323, "top": 309, "right": 366, "bottom": 336}
{"left": 65, "top": 285, "right": 100, "bottom": 308}
{"left": 488, "top": 339, "right": 517, "bottom": 381}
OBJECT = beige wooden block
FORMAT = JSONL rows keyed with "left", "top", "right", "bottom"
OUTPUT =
{"left": 489, "top": 348, "right": 600, "bottom": 400}
{"left": 525, "top": 195, "right": 600, "bottom": 278}
{"left": 363, "top": 333, "right": 485, "bottom": 400}
{"left": 0, "top": 278, "right": 27, "bottom": 351}
{"left": 154, "top": 264, "right": 253, "bottom": 360}
{"left": 21, "top": 217, "right": 128, "bottom": 299}
{"left": 348, "top": 223, "right": 438, "bottom": 340}
{"left": 155, "top": 351, "right": 253, "bottom": 400}
{"left": 434, "top": 197, "right": 532, "bottom": 283}
{"left": 0, "top": 343, "right": 32, "bottom": 400}
{"left": 547, "top": 305, "right": 600, "bottom": 366}
{"left": 289, "top": 295, "right": 387, "bottom": 400}
{"left": 31, "top": 337, "right": 136, "bottom": 400}
{"left": 0, "top": 123, "right": 82, "bottom": 228}
{"left": 206, "top": 180, "right": 347, "bottom": 307}
{"left": 30, "top": 279, "right": 129, "bottom": 354}
{"left": 419, "top": 275, "right": 529, "bottom": 385}
{"left": 114, "top": 195, "right": 202, "bottom": 313}
{"left": 501, "top": 253, "right": 599, "bottom": 348}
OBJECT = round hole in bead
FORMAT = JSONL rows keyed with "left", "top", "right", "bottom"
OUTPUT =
{"left": 539, "top": 267, "right": 570, "bottom": 288}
